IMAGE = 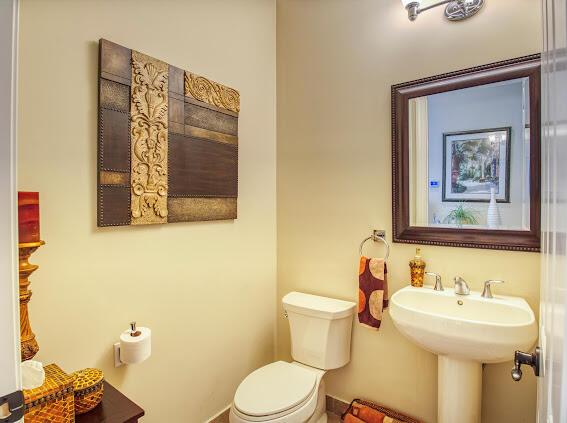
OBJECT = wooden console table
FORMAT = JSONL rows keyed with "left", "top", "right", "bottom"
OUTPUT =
{"left": 76, "top": 381, "right": 144, "bottom": 423}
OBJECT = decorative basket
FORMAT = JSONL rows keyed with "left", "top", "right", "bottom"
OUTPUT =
{"left": 24, "top": 363, "right": 75, "bottom": 423}
{"left": 71, "top": 368, "right": 104, "bottom": 415}
{"left": 342, "top": 398, "right": 422, "bottom": 423}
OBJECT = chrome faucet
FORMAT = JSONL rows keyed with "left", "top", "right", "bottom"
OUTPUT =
{"left": 454, "top": 276, "right": 470, "bottom": 295}
{"left": 481, "top": 280, "right": 504, "bottom": 298}
{"left": 425, "top": 272, "right": 444, "bottom": 291}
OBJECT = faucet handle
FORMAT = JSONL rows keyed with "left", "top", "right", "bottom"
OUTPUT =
{"left": 425, "top": 272, "right": 443, "bottom": 291}
{"left": 453, "top": 276, "right": 470, "bottom": 295}
{"left": 482, "top": 280, "right": 504, "bottom": 299}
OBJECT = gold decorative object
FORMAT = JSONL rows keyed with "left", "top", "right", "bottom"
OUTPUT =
{"left": 71, "top": 368, "right": 104, "bottom": 415}
{"left": 409, "top": 248, "right": 426, "bottom": 287}
{"left": 130, "top": 50, "right": 169, "bottom": 225}
{"left": 184, "top": 71, "right": 240, "bottom": 114}
{"left": 23, "top": 363, "right": 74, "bottom": 423}
{"left": 19, "top": 240, "right": 45, "bottom": 361}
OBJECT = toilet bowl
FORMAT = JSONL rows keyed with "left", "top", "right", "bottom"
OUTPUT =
{"left": 230, "top": 292, "right": 356, "bottom": 423}
{"left": 229, "top": 362, "right": 327, "bottom": 423}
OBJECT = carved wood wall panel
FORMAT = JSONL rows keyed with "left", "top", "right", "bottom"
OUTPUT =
{"left": 184, "top": 71, "right": 240, "bottom": 114}
{"left": 130, "top": 51, "right": 169, "bottom": 225}
{"left": 97, "top": 39, "right": 239, "bottom": 226}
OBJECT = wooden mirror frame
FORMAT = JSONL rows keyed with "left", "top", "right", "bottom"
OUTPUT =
{"left": 392, "top": 54, "right": 541, "bottom": 252}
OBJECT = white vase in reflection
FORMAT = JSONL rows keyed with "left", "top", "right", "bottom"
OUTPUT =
{"left": 487, "top": 187, "right": 500, "bottom": 229}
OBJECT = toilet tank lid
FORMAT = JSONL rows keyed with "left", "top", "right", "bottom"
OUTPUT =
{"left": 283, "top": 292, "right": 356, "bottom": 319}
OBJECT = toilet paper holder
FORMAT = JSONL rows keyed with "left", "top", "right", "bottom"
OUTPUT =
{"left": 113, "top": 343, "right": 125, "bottom": 368}
{"left": 114, "top": 321, "right": 150, "bottom": 368}
{"left": 129, "top": 321, "right": 141, "bottom": 337}
{"left": 113, "top": 343, "right": 124, "bottom": 368}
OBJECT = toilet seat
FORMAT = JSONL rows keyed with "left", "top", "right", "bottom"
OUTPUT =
{"left": 231, "top": 362, "right": 324, "bottom": 423}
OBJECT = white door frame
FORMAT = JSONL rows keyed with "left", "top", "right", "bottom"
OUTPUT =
{"left": 539, "top": 0, "right": 567, "bottom": 421}
{"left": 0, "top": 0, "right": 22, "bottom": 421}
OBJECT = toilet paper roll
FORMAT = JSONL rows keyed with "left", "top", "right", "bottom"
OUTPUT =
{"left": 119, "top": 327, "right": 151, "bottom": 365}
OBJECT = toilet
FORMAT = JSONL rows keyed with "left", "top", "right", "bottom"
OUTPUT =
{"left": 230, "top": 292, "right": 356, "bottom": 423}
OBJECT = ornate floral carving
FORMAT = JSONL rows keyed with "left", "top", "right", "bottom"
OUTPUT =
{"left": 130, "top": 51, "right": 169, "bottom": 225}
{"left": 184, "top": 71, "right": 240, "bottom": 114}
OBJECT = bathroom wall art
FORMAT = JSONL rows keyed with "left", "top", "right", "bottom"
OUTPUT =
{"left": 442, "top": 127, "right": 511, "bottom": 203}
{"left": 97, "top": 39, "right": 239, "bottom": 227}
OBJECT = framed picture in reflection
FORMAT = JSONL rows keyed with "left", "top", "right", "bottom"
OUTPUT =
{"left": 442, "top": 127, "right": 512, "bottom": 203}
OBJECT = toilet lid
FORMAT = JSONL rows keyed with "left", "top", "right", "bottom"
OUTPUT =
{"left": 234, "top": 361, "right": 317, "bottom": 417}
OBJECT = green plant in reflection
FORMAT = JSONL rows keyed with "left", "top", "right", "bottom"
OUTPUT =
{"left": 443, "top": 203, "right": 479, "bottom": 227}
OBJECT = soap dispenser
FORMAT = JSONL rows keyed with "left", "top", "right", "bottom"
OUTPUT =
{"left": 409, "top": 248, "right": 426, "bottom": 287}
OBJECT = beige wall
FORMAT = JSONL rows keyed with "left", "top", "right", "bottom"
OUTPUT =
{"left": 276, "top": 1, "right": 541, "bottom": 423}
{"left": 17, "top": 0, "right": 542, "bottom": 421}
{"left": 17, "top": 1, "right": 276, "bottom": 421}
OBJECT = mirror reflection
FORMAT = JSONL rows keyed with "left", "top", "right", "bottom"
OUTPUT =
{"left": 408, "top": 77, "right": 531, "bottom": 231}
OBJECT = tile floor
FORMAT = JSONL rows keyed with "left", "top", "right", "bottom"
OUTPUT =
{"left": 212, "top": 412, "right": 341, "bottom": 423}
{"left": 210, "top": 399, "right": 345, "bottom": 423}
{"left": 328, "top": 413, "right": 341, "bottom": 423}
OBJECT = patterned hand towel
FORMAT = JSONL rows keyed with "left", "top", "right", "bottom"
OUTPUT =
{"left": 358, "top": 256, "right": 388, "bottom": 329}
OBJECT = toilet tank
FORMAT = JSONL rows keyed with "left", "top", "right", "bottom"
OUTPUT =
{"left": 282, "top": 292, "right": 356, "bottom": 370}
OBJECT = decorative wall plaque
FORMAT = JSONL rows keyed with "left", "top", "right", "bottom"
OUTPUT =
{"left": 97, "top": 39, "right": 239, "bottom": 226}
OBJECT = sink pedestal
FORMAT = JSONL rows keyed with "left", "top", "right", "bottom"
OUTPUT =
{"left": 438, "top": 356, "right": 482, "bottom": 423}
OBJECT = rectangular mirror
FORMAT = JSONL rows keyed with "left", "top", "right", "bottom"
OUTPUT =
{"left": 392, "top": 55, "right": 540, "bottom": 251}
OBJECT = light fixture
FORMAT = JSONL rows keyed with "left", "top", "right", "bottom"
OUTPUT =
{"left": 401, "top": 0, "right": 484, "bottom": 22}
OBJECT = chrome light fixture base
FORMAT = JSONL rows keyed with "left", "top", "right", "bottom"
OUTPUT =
{"left": 406, "top": 2, "right": 420, "bottom": 21}
{"left": 444, "top": 0, "right": 484, "bottom": 21}
{"left": 404, "top": 0, "right": 484, "bottom": 22}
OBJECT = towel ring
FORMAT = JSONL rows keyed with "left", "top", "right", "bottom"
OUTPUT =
{"left": 359, "top": 230, "right": 390, "bottom": 260}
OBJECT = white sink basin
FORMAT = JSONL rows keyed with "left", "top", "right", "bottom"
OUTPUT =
{"left": 389, "top": 285, "right": 538, "bottom": 423}
{"left": 390, "top": 285, "right": 537, "bottom": 363}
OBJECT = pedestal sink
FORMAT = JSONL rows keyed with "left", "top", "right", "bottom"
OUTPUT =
{"left": 389, "top": 285, "right": 537, "bottom": 423}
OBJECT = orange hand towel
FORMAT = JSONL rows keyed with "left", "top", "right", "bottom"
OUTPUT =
{"left": 351, "top": 402, "right": 389, "bottom": 423}
{"left": 358, "top": 256, "right": 388, "bottom": 329}
{"left": 344, "top": 413, "right": 366, "bottom": 423}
